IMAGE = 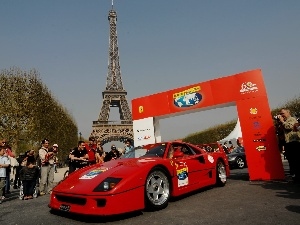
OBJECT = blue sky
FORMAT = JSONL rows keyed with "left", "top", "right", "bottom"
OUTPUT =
{"left": 1, "top": 0, "right": 300, "bottom": 149}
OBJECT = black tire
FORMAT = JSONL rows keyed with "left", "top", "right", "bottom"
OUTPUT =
{"left": 145, "top": 169, "right": 170, "bottom": 211}
{"left": 216, "top": 160, "right": 227, "bottom": 187}
{"left": 236, "top": 157, "right": 245, "bottom": 169}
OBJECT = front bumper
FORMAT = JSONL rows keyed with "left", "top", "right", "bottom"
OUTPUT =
{"left": 48, "top": 186, "right": 144, "bottom": 216}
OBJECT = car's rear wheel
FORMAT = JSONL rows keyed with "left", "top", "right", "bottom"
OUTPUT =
{"left": 145, "top": 169, "right": 170, "bottom": 211}
{"left": 236, "top": 157, "right": 245, "bottom": 169}
{"left": 216, "top": 160, "right": 227, "bottom": 187}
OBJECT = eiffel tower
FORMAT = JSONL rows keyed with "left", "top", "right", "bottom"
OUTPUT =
{"left": 91, "top": 3, "right": 133, "bottom": 145}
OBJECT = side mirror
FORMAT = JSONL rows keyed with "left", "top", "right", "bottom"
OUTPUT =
{"left": 173, "top": 150, "right": 184, "bottom": 158}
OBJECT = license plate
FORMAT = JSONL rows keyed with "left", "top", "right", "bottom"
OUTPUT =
{"left": 59, "top": 204, "right": 70, "bottom": 212}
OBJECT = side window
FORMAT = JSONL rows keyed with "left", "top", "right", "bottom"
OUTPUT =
{"left": 181, "top": 144, "right": 196, "bottom": 155}
{"left": 190, "top": 145, "right": 202, "bottom": 154}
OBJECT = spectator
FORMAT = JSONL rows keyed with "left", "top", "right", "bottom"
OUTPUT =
{"left": 25, "top": 149, "right": 35, "bottom": 163}
{"left": 1, "top": 140, "right": 14, "bottom": 195}
{"left": 13, "top": 152, "right": 27, "bottom": 189}
{"left": 1, "top": 140, "right": 15, "bottom": 158}
{"left": 118, "top": 147, "right": 125, "bottom": 156}
{"left": 0, "top": 146, "right": 10, "bottom": 204}
{"left": 236, "top": 139, "right": 244, "bottom": 151}
{"left": 46, "top": 144, "right": 58, "bottom": 193}
{"left": 69, "top": 141, "right": 89, "bottom": 174}
{"left": 278, "top": 108, "right": 300, "bottom": 183}
{"left": 227, "top": 141, "right": 235, "bottom": 153}
{"left": 104, "top": 145, "right": 120, "bottom": 162}
{"left": 221, "top": 142, "right": 229, "bottom": 154}
{"left": 95, "top": 142, "right": 105, "bottom": 164}
{"left": 51, "top": 144, "right": 59, "bottom": 173}
{"left": 20, "top": 157, "right": 39, "bottom": 200}
{"left": 38, "top": 138, "right": 53, "bottom": 196}
{"left": 124, "top": 139, "right": 134, "bottom": 154}
{"left": 167, "top": 145, "right": 175, "bottom": 158}
{"left": 65, "top": 148, "right": 73, "bottom": 168}
{"left": 85, "top": 137, "right": 96, "bottom": 165}
{"left": 274, "top": 118, "right": 286, "bottom": 154}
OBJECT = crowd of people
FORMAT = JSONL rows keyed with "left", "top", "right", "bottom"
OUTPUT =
{"left": 66, "top": 137, "right": 134, "bottom": 175}
{"left": 0, "top": 138, "right": 60, "bottom": 204}
{"left": 0, "top": 136, "right": 136, "bottom": 204}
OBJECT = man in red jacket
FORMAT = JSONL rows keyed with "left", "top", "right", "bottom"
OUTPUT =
{"left": 85, "top": 137, "right": 96, "bottom": 165}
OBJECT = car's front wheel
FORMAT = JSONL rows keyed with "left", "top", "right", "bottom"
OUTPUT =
{"left": 236, "top": 157, "right": 245, "bottom": 169}
{"left": 145, "top": 169, "right": 170, "bottom": 211}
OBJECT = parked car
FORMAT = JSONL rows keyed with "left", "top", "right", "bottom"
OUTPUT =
{"left": 49, "top": 141, "right": 230, "bottom": 216}
{"left": 226, "top": 146, "right": 247, "bottom": 169}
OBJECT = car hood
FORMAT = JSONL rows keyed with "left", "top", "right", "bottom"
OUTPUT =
{"left": 54, "top": 157, "right": 164, "bottom": 195}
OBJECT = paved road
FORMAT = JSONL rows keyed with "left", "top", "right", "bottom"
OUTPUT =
{"left": 1, "top": 162, "right": 299, "bottom": 225}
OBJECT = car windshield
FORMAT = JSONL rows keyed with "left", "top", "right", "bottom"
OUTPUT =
{"left": 120, "top": 143, "right": 167, "bottom": 159}
{"left": 120, "top": 147, "right": 148, "bottom": 159}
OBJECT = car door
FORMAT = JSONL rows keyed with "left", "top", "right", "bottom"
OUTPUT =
{"left": 171, "top": 143, "right": 211, "bottom": 193}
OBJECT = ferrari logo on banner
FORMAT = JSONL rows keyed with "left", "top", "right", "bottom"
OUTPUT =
{"left": 139, "top": 106, "right": 143, "bottom": 113}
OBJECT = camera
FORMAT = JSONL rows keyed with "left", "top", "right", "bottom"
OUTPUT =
{"left": 48, "top": 148, "right": 58, "bottom": 153}
{"left": 295, "top": 113, "right": 300, "bottom": 123}
{"left": 273, "top": 115, "right": 280, "bottom": 120}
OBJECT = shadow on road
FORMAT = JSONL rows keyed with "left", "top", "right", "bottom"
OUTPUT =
{"left": 247, "top": 165, "right": 300, "bottom": 214}
{"left": 50, "top": 209, "right": 143, "bottom": 223}
{"left": 228, "top": 170, "right": 250, "bottom": 181}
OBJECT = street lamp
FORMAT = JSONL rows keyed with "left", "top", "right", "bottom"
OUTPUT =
{"left": 79, "top": 132, "right": 82, "bottom": 141}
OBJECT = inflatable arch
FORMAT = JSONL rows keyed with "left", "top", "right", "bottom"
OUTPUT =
{"left": 131, "top": 69, "right": 285, "bottom": 181}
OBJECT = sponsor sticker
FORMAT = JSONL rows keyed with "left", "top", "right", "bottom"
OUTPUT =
{"left": 207, "top": 155, "right": 214, "bottom": 163}
{"left": 139, "top": 106, "right": 144, "bottom": 113}
{"left": 250, "top": 108, "right": 258, "bottom": 115}
{"left": 137, "top": 135, "right": 151, "bottom": 140}
{"left": 173, "top": 86, "right": 202, "bottom": 108}
{"left": 253, "top": 121, "right": 261, "bottom": 129}
{"left": 253, "top": 139, "right": 266, "bottom": 142}
{"left": 254, "top": 132, "right": 263, "bottom": 137}
{"left": 240, "top": 82, "right": 258, "bottom": 94}
{"left": 249, "top": 115, "right": 262, "bottom": 120}
{"left": 256, "top": 146, "right": 267, "bottom": 151}
{"left": 177, "top": 163, "right": 189, "bottom": 187}
{"left": 79, "top": 168, "right": 108, "bottom": 179}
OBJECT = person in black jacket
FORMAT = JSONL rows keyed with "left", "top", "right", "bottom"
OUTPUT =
{"left": 104, "top": 145, "right": 120, "bottom": 162}
{"left": 20, "top": 157, "right": 39, "bottom": 200}
{"left": 13, "top": 153, "right": 26, "bottom": 189}
{"left": 69, "top": 141, "right": 89, "bottom": 174}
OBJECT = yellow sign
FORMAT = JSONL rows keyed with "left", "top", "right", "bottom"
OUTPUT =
{"left": 173, "top": 86, "right": 201, "bottom": 99}
{"left": 139, "top": 106, "right": 144, "bottom": 113}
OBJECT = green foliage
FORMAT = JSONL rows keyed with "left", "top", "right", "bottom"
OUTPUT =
{"left": 183, "top": 120, "right": 236, "bottom": 144}
{"left": 271, "top": 94, "right": 300, "bottom": 117}
{"left": 183, "top": 94, "right": 300, "bottom": 144}
{"left": 0, "top": 67, "right": 78, "bottom": 159}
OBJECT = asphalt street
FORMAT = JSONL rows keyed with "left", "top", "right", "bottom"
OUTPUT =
{"left": 0, "top": 161, "right": 299, "bottom": 225}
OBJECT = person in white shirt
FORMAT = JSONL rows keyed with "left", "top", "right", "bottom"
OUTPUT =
{"left": 0, "top": 146, "right": 10, "bottom": 204}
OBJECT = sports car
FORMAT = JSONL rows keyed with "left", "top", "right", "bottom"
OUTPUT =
{"left": 49, "top": 141, "right": 230, "bottom": 216}
{"left": 226, "top": 146, "right": 247, "bottom": 169}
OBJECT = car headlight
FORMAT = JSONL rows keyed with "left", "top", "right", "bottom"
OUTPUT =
{"left": 93, "top": 177, "right": 122, "bottom": 192}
